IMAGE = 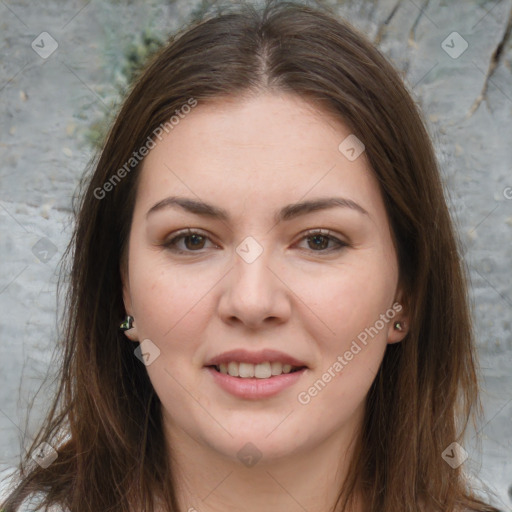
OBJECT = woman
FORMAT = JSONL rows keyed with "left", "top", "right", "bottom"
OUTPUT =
{"left": 0, "top": 1, "right": 502, "bottom": 511}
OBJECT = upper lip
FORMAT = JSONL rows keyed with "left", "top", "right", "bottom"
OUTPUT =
{"left": 204, "top": 349, "right": 308, "bottom": 368}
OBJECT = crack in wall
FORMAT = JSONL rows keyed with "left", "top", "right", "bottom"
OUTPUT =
{"left": 468, "top": 2, "right": 512, "bottom": 116}
{"left": 374, "top": 0, "right": 403, "bottom": 44}
{"left": 408, "top": 0, "right": 430, "bottom": 45}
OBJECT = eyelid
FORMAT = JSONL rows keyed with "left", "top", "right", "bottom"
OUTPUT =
{"left": 162, "top": 228, "right": 219, "bottom": 252}
{"left": 162, "top": 227, "right": 349, "bottom": 254}
{"left": 295, "top": 228, "right": 349, "bottom": 251}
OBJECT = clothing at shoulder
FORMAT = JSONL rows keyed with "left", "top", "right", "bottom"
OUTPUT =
{"left": 1, "top": 468, "right": 70, "bottom": 512}
{"left": 14, "top": 493, "right": 68, "bottom": 512}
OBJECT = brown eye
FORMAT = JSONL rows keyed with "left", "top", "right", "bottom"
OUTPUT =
{"left": 163, "top": 228, "right": 348, "bottom": 255}
{"left": 307, "top": 234, "right": 330, "bottom": 250}
{"left": 298, "top": 229, "right": 348, "bottom": 253}
{"left": 183, "top": 233, "right": 206, "bottom": 250}
{"left": 163, "top": 229, "right": 216, "bottom": 254}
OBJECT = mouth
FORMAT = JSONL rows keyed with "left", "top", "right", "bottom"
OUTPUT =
{"left": 206, "top": 362, "right": 307, "bottom": 379}
{"left": 205, "top": 363, "right": 307, "bottom": 399}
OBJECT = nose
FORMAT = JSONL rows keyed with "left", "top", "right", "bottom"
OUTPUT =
{"left": 217, "top": 242, "right": 291, "bottom": 330}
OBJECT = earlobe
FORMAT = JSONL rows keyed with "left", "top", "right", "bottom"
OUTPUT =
{"left": 119, "top": 314, "right": 139, "bottom": 342}
{"left": 124, "top": 328, "right": 140, "bottom": 342}
{"left": 387, "top": 290, "right": 409, "bottom": 344}
{"left": 387, "top": 318, "right": 408, "bottom": 344}
{"left": 123, "top": 325, "right": 139, "bottom": 342}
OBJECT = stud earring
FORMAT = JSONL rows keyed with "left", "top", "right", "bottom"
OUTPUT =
{"left": 119, "top": 315, "right": 134, "bottom": 331}
{"left": 394, "top": 321, "right": 404, "bottom": 331}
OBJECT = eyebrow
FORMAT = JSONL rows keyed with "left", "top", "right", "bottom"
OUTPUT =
{"left": 146, "top": 195, "right": 369, "bottom": 223}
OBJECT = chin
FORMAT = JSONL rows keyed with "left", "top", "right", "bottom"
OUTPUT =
{"left": 201, "top": 426, "right": 306, "bottom": 464}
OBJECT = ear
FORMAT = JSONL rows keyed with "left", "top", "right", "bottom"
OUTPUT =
{"left": 386, "top": 287, "right": 409, "bottom": 345}
{"left": 120, "top": 261, "right": 139, "bottom": 342}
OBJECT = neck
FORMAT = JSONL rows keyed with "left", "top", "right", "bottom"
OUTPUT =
{"left": 162, "top": 416, "right": 364, "bottom": 512}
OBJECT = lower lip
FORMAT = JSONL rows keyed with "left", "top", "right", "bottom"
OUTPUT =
{"left": 205, "top": 366, "right": 307, "bottom": 400}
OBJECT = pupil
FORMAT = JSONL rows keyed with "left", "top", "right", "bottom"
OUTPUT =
{"left": 186, "top": 235, "right": 204, "bottom": 250}
{"left": 310, "top": 235, "right": 327, "bottom": 250}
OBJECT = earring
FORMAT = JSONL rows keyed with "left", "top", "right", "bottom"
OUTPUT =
{"left": 394, "top": 321, "right": 404, "bottom": 331}
{"left": 119, "top": 315, "right": 134, "bottom": 331}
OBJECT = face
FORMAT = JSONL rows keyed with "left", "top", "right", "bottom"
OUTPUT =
{"left": 121, "top": 91, "right": 408, "bottom": 466}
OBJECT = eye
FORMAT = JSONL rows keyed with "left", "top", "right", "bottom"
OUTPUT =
{"left": 162, "top": 228, "right": 348, "bottom": 255}
{"left": 295, "top": 229, "right": 348, "bottom": 253}
{"left": 162, "top": 228, "right": 218, "bottom": 254}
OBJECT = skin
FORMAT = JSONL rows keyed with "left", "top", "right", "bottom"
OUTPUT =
{"left": 121, "top": 91, "right": 409, "bottom": 512}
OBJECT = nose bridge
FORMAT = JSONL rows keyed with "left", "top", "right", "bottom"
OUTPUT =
{"left": 233, "top": 234, "right": 276, "bottom": 303}
{"left": 219, "top": 234, "right": 290, "bottom": 327}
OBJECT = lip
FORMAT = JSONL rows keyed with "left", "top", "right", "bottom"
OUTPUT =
{"left": 206, "top": 366, "right": 307, "bottom": 400}
{"left": 204, "top": 348, "right": 308, "bottom": 368}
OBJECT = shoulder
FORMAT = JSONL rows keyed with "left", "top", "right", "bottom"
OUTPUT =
{"left": 0, "top": 468, "right": 68, "bottom": 512}
{"left": 2, "top": 491, "right": 67, "bottom": 512}
{"left": 7, "top": 494, "right": 68, "bottom": 512}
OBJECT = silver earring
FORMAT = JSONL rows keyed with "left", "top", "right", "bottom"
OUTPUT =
{"left": 395, "top": 321, "right": 404, "bottom": 331}
{"left": 394, "top": 321, "right": 404, "bottom": 331}
{"left": 119, "top": 315, "right": 134, "bottom": 331}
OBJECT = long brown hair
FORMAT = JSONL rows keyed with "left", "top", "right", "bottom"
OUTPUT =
{"left": 1, "top": 1, "right": 501, "bottom": 511}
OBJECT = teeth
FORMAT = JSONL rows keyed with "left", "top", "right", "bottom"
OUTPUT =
{"left": 271, "top": 362, "right": 283, "bottom": 375}
{"left": 239, "top": 362, "right": 255, "bottom": 378}
{"left": 254, "top": 362, "right": 271, "bottom": 378}
{"left": 227, "top": 361, "right": 238, "bottom": 377}
{"left": 215, "top": 361, "right": 301, "bottom": 378}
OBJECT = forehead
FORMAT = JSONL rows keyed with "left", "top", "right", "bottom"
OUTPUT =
{"left": 134, "top": 92, "right": 383, "bottom": 222}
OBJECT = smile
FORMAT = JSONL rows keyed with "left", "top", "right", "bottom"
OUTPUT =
{"left": 205, "top": 365, "right": 307, "bottom": 400}
{"left": 210, "top": 361, "right": 306, "bottom": 378}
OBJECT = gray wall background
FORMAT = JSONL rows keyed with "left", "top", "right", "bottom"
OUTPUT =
{"left": 0, "top": 0, "right": 511, "bottom": 509}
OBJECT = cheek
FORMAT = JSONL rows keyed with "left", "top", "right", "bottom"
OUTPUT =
{"left": 296, "top": 265, "right": 393, "bottom": 417}
{"left": 290, "top": 250, "right": 397, "bottom": 402}
{"left": 292, "top": 253, "right": 397, "bottom": 337}
{"left": 126, "top": 239, "right": 205, "bottom": 338}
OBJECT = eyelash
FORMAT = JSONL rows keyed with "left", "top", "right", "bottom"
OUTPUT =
{"left": 162, "top": 228, "right": 348, "bottom": 255}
